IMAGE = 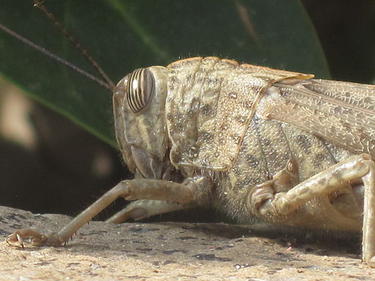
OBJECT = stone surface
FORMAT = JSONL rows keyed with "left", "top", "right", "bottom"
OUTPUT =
{"left": 0, "top": 205, "right": 374, "bottom": 280}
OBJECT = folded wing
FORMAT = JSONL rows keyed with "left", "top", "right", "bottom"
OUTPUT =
{"left": 257, "top": 78, "right": 375, "bottom": 157}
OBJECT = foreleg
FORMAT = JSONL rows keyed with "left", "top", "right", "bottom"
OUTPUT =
{"left": 6, "top": 176, "right": 212, "bottom": 247}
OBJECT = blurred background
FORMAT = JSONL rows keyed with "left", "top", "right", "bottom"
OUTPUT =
{"left": 0, "top": 0, "right": 374, "bottom": 221}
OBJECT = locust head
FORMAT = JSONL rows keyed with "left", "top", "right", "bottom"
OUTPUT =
{"left": 113, "top": 66, "right": 173, "bottom": 180}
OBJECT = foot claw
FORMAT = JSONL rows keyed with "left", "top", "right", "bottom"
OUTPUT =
{"left": 16, "top": 234, "right": 24, "bottom": 249}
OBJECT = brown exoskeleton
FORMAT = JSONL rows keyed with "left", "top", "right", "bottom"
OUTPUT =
{"left": 3, "top": 1, "right": 375, "bottom": 267}
{"left": 6, "top": 56, "right": 375, "bottom": 265}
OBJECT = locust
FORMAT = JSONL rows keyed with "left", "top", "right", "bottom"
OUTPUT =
{"left": 2, "top": 1, "right": 375, "bottom": 267}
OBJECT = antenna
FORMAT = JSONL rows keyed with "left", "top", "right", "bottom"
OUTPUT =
{"left": 0, "top": 1, "right": 115, "bottom": 91}
{"left": 33, "top": 0, "right": 115, "bottom": 90}
{"left": 0, "top": 23, "right": 113, "bottom": 91}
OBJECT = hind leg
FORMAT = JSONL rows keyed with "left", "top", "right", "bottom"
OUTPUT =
{"left": 250, "top": 154, "right": 375, "bottom": 265}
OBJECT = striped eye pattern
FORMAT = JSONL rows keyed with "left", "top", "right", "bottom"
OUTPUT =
{"left": 126, "top": 68, "right": 155, "bottom": 113}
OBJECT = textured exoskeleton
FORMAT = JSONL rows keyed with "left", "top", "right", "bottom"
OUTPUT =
{"left": 7, "top": 57, "right": 375, "bottom": 265}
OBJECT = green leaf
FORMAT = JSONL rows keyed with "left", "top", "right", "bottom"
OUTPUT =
{"left": 0, "top": 0, "right": 329, "bottom": 147}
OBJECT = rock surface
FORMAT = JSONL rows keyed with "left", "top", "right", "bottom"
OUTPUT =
{"left": 0, "top": 205, "right": 374, "bottom": 280}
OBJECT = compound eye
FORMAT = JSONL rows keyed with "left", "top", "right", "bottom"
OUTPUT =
{"left": 126, "top": 68, "right": 155, "bottom": 113}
